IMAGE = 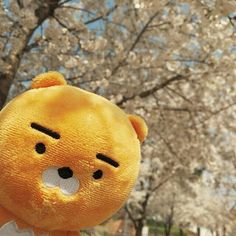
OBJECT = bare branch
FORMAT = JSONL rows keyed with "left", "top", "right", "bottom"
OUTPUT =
{"left": 53, "top": 15, "right": 71, "bottom": 29}
{"left": 84, "top": 5, "right": 118, "bottom": 25}
{"left": 116, "top": 74, "right": 187, "bottom": 106}
{"left": 16, "top": 0, "right": 24, "bottom": 9}
{"left": 124, "top": 205, "right": 138, "bottom": 229}
{"left": 110, "top": 10, "right": 159, "bottom": 76}
{"left": 196, "top": 102, "right": 236, "bottom": 126}
{"left": 60, "top": 6, "right": 96, "bottom": 16}
{"left": 151, "top": 173, "right": 175, "bottom": 193}
{"left": 159, "top": 106, "right": 191, "bottom": 112}
{"left": 165, "top": 86, "right": 193, "bottom": 104}
{"left": 158, "top": 132, "right": 179, "bottom": 158}
{"left": 148, "top": 22, "right": 171, "bottom": 29}
{"left": 128, "top": 11, "right": 159, "bottom": 53}
{"left": 165, "top": 58, "right": 210, "bottom": 65}
{"left": 58, "top": 0, "right": 73, "bottom": 6}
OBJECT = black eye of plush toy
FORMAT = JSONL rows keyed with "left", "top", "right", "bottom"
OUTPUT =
{"left": 93, "top": 170, "right": 103, "bottom": 179}
{"left": 35, "top": 143, "right": 46, "bottom": 154}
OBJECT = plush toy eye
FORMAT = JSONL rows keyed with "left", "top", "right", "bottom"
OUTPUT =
{"left": 93, "top": 169, "right": 103, "bottom": 180}
{"left": 35, "top": 143, "right": 46, "bottom": 154}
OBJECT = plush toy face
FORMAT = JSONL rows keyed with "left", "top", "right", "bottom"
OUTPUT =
{"left": 0, "top": 72, "right": 147, "bottom": 232}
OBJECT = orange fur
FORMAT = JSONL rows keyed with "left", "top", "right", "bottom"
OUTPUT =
{"left": 0, "top": 72, "right": 147, "bottom": 235}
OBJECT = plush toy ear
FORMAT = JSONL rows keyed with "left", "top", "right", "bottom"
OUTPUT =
{"left": 31, "top": 71, "right": 67, "bottom": 89}
{"left": 128, "top": 115, "right": 148, "bottom": 143}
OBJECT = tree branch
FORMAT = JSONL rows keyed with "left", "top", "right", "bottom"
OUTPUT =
{"left": 58, "top": 0, "right": 73, "bottom": 6}
{"left": 116, "top": 74, "right": 187, "bottom": 106}
{"left": 151, "top": 174, "right": 175, "bottom": 193}
{"left": 0, "top": 0, "right": 61, "bottom": 109}
{"left": 60, "top": 6, "right": 96, "bottom": 15}
{"left": 84, "top": 4, "right": 118, "bottom": 25}
{"left": 53, "top": 15, "right": 71, "bottom": 29}
{"left": 196, "top": 102, "right": 236, "bottom": 126}
{"left": 125, "top": 205, "right": 138, "bottom": 229}
{"left": 110, "top": 11, "right": 159, "bottom": 77}
{"left": 158, "top": 132, "right": 179, "bottom": 158}
{"left": 159, "top": 106, "right": 191, "bottom": 112}
{"left": 165, "top": 86, "right": 193, "bottom": 104}
{"left": 128, "top": 11, "right": 159, "bottom": 53}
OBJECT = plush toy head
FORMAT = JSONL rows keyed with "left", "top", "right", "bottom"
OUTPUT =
{"left": 0, "top": 72, "right": 147, "bottom": 232}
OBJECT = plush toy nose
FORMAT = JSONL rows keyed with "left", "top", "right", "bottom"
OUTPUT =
{"left": 58, "top": 167, "right": 73, "bottom": 179}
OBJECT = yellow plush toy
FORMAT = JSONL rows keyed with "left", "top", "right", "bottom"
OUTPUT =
{"left": 0, "top": 72, "right": 148, "bottom": 236}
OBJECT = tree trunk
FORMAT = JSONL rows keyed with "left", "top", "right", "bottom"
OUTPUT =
{"left": 0, "top": 34, "right": 32, "bottom": 109}
{"left": 179, "top": 228, "right": 183, "bottom": 236}
{"left": 0, "top": 0, "right": 60, "bottom": 109}
{"left": 197, "top": 227, "right": 200, "bottom": 236}
{"left": 223, "top": 225, "right": 226, "bottom": 236}
{"left": 0, "top": 72, "right": 13, "bottom": 109}
{"left": 164, "top": 223, "right": 173, "bottom": 236}
{"left": 135, "top": 220, "right": 144, "bottom": 236}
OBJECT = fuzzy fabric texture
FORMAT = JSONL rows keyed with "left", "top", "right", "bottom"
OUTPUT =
{"left": 0, "top": 72, "right": 148, "bottom": 236}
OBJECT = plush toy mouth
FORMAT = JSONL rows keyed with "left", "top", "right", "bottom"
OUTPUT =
{"left": 42, "top": 167, "right": 80, "bottom": 196}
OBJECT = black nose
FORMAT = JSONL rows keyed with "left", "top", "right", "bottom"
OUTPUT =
{"left": 58, "top": 167, "right": 73, "bottom": 179}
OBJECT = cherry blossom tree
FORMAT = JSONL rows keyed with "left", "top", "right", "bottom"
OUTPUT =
{"left": 2, "top": 1, "right": 236, "bottom": 236}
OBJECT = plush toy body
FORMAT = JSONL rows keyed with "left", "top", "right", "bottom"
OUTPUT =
{"left": 0, "top": 72, "right": 147, "bottom": 236}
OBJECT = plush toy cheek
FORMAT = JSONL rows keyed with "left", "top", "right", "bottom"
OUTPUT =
{"left": 42, "top": 167, "right": 80, "bottom": 196}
